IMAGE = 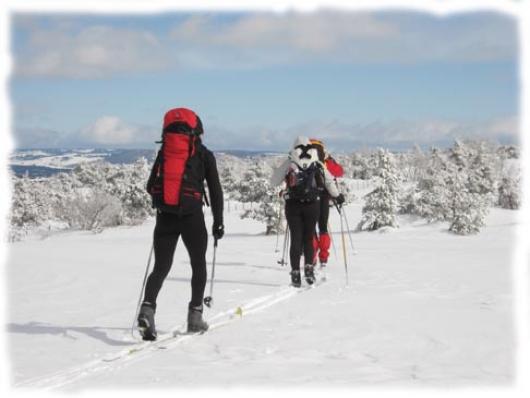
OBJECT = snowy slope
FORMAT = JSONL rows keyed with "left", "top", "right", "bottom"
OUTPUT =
{"left": 6, "top": 203, "right": 515, "bottom": 390}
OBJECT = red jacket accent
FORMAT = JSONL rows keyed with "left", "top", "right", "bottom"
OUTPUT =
{"left": 325, "top": 157, "right": 344, "bottom": 178}
{"left": 163, "top": 134, "right": 191, "bottom": 205}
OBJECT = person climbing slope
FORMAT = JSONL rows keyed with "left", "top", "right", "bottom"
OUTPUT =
{"left": 138, "top": 107, "right": 224, "bottom": 341}
{"left": 271, "top": 136, "right": 344, "bottom": 287}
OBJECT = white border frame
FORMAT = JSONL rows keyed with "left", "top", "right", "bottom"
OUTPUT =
{"left": 1, "top": 1, "right": 528, "bottom": 397}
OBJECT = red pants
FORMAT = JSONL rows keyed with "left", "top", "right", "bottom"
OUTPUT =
{"left": 312, "top": 232, "right": 331, "bottom": 264}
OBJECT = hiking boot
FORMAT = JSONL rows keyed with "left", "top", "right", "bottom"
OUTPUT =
{"left": 137, "top": 302, "right": 157, "bottom": 341}
{"left": 304, "top": 264, "right": 316, "bottom": 285}
{"left": 187, "top": 304, "right": 209, "bottom": 333}
{"left": 290, "top": 270, "right": 301, "bottom": 288}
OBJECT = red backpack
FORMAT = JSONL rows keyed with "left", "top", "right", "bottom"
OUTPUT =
{"left": 147, "top": 108, "right": 204, "bottom": 210}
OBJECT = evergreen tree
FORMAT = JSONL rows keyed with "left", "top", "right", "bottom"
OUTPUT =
{"left": 447, "top": 168, "right": 488, "bottom": 235}
{"left": 467, "top": 144, "right": 496, "bottom": 205}
{"left": 239, "top": 161, "right": 283, "bottom": 235}
{"left": 402, "top": 147, "right": 451, "bottom": 222}
{"left": 219, "top": 165, "right": 238, "bottom": 201}
{"left": 497, "top": 175, "right": 520, "bottom": 210}
{"left": 357, "top": 149, "right": 400, "bottom": 231}
{"left": 447, "top": 139, "right": 469, "bottom": 170}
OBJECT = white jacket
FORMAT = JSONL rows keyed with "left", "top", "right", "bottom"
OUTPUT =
{"left": 270, "top": 158, "right": 340, "bottom": 198}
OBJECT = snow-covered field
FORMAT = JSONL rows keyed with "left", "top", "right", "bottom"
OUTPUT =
{"left": 6, "top": 202, "right": 516, "bottom": 390}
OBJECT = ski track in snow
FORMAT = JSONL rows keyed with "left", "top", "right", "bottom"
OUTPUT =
{"left": 15, "top": 276, "right": 326, "bottom": 390}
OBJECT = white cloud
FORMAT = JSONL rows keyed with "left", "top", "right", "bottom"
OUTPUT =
{"left": 15, "top": 24, "right": 168, "bottom": 78}
{"left": 80, "top": 116, "right": 140, "bottom": 145}
{"left": 167, "top": 11, "right": 516, "bottom": 68}
{"left": 202, "top": 116, "right": 519, "bottom": 152}
{"left": 12, "top": 11, "right": 517, "bottom": 77}
{"left": 171, "top": 12, "right": 396, "bottom": 53}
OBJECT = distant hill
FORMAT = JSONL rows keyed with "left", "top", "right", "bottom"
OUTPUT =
{"left": 9, "top": 148, "right": 281, "bottom": 177}
{"left": 9, "top": 149, "right": 157, "bottom": 177}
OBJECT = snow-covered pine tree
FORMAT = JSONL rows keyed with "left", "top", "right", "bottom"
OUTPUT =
{"left": 239, "top": 161, "right": 283, "bottom": 235}
{"left": 350, "top": 151, "right": 378, "bottom": 180}
{"left": 401, "top": 147, "right": 452, "bottom": 222}
{"left": 10, "top": 175, "right": 48, "bottom": 239}
{"left": 467, "top": 144, "right": 496, "bottom": 206}
{"left": 447, "top": 139, "right": 469, "bottom": 170}
{"left": 219, "top": 165, "right": 239, "bottom": 202}
{"left": 357, "top": 148, "right": 400, "bottom": 231}
{"left": 497, "top": 175, "right": 520, "bottom": 210}
{"left": 444, "top": 142, "right": 490, "bottom": 235}
{"left": 447, "top": 167, "right": 488, "bottom": 235}
{"left": 118, "top": 158, "right": 154, "bottom": 224}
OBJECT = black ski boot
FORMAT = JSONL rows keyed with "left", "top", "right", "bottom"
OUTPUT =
{"left": 304, "top": 264, "right": 315, "bottom": 285}
{"left": 290, "top": 270, "right": 301, "bottom": 288}
{"left": 187, "top": 304, "right": 209, "bottom": 333}
{"left": 137, "top": 302, "right": 157, "bottom": 341}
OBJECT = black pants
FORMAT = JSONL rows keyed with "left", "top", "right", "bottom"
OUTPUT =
{"left": 286, "top": 200, "right": 320, "bottom": 271}
{"left": 318, "top": 193, "right": 331, "bottom": 234}
{"left": 143, "top": 210, "right": 208, "bottom": 308}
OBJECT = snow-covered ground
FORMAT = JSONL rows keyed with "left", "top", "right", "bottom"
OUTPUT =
{"left": 6, "top": 202, "right": 516, "bottom": 390}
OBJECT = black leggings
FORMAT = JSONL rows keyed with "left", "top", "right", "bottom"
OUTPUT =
{"left": 318, "top": 193, "right": 331, "bottom": 234}
{"left": 286, "top": 200, "right": 320, "bottom": 271}
{"left": 143, "top": 210, "right": 208, "bottom": 308}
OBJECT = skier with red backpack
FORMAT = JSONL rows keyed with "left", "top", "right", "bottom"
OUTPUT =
{"left": 138, "top": 107, "right": 224, "bottom": 341}
{"left": 271, "top": 136, "right": 344, "bottom": 287}
{"left": 309, "top": 138, "right": 344, "bottom": 268}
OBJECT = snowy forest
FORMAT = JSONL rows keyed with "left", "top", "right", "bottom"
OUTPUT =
{"left": 8, "top": 140, "right": 520, "bottom": 242}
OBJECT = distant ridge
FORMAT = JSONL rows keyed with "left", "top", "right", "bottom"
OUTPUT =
{"left": 9, "top": 148, "right": 282, "bottom": 177}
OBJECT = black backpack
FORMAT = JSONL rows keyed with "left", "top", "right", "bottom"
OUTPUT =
{"left": 285, "top": 162, "right": 322, "bottom": 203}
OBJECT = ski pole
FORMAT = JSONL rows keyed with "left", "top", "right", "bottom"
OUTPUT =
{"left": 341, "top": 206, "right": 357, "bottom": 254}
{"left": 274, "top": 200, "right": 283, "bottom": 253}
{"left": 278, "top": 224, "right": 290, "bottom": 266}
{"left": 327, "top": 222, "right": 338, "bottom": 261}
{"left": 332, "top": 178, "right": 357, "bottom": 254}
{"left": 131, "top": 242, "right": 154, "bottom": 338}
{"left": 204, "top": 238, "right": 218, "bottom": 308}
{"left": 334, "top": 202, "right": 349, "bottom": 286}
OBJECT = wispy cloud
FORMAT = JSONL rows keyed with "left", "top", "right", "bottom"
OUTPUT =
{"left": 80, "top": 116, "right": 139, "bottom": 145}
{"left": 170, "top": 12, "right": 396, "bottom": 52}
{"left": 203, "top": 116, "right": 519, "bottom": 151}
{"left": 14, "top": 114, "right": 518, "bottom": 150}
{"left": 14, "top": 23, "right": 168, "bottom": 78}
{"left": 12, "top": 11, "right": 517, "bottom": 78}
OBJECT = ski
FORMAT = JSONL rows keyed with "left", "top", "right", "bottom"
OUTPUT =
{"left": 18, "top": 275, "right": 328, "bottom": 389}
{"left": 106, "top": 275, "right": 327, "bottom": 361}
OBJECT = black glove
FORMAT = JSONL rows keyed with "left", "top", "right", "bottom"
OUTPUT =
{"left": 335, "top": 193, "right": 345, "bottom": 206}
{"left": 212, "top": 223, "right": 224, "bottom": 240}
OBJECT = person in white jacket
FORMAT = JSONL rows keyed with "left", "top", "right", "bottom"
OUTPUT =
{"left": 271, "top": 136, "right": 344, "bottom": 286}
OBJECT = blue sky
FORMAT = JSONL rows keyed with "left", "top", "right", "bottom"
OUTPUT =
{"left": 10, "top": 11, "right": 519, "bottom": 151}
